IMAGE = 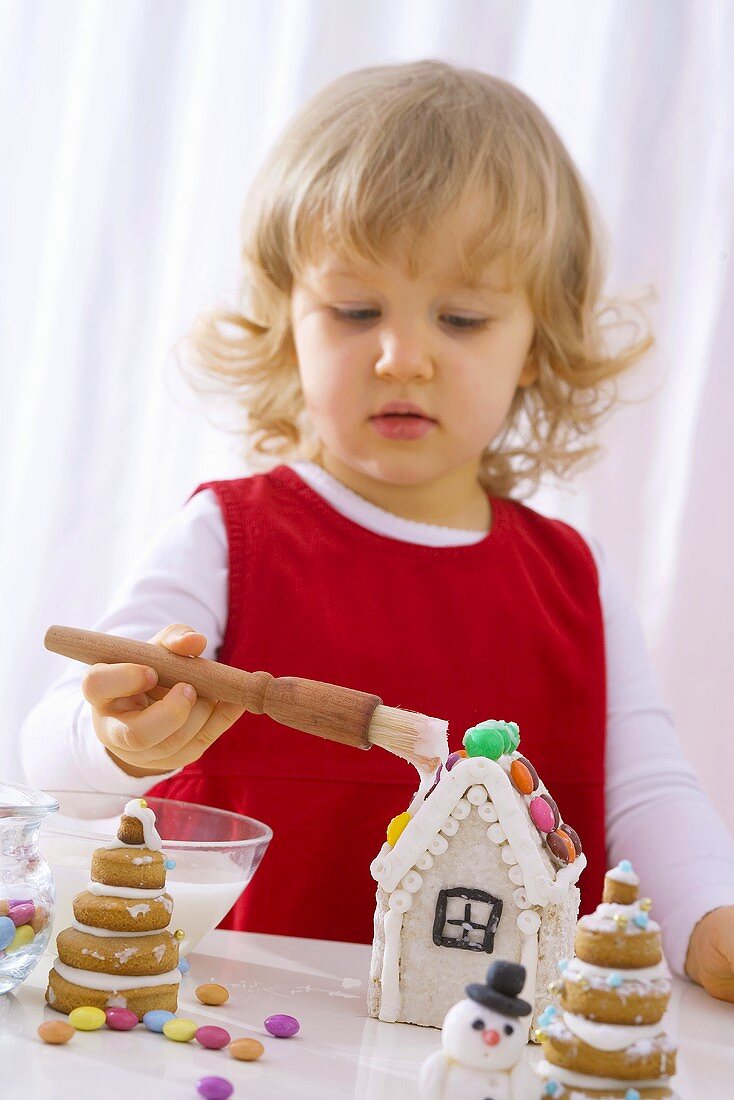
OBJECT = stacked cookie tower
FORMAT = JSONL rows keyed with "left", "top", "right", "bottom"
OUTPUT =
{"left": 537, "top": 860, "right": 678, "bottom": 1099}
{"left": 46, "top": 797, "right": 182, "bottom": 1018}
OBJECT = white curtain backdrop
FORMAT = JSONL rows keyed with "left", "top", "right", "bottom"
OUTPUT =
{"left": 2, "top": 1, "right": 733, "bottom": 829}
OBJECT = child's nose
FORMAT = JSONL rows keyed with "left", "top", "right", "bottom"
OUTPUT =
{"left": 374, "top": 332, "right": 434, "bottom": 382}
{"left": 482, "top": 1028, "right": 500, "bottom": 1046}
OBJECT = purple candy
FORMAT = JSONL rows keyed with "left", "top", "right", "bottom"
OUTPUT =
{"left": 8, "top": 902, "right": 35, "bottom": 926}
{"left": 195, "top": 1025, "right": 231, "bottom": 1049}
{"left": 264, "top": 1013, "right": 300, "bottom": 1038}
{"left": 8, "top": 898, "right": 33, "bottom": 907}
{"left": 105, "top": 1007, "right": 139, "bottom": 1030}
{"left": 195, "top": 1077, "right": 233, "bottom": 1100}
{"left": 444, "top": 752, "right": 463, "bottom": 772}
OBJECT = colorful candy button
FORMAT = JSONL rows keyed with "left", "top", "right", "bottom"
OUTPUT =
{"left": 8, "top": 901, "right": 35, "bottom": 926}
{"left": 196, "top": 983, "right": 229, "bottom": 1005}
{"left": 163, "top": 1017, "right": 197, "bottom": 1042}
{"left": 618, "top": 860, "right": 634, "bottom": 873}
{"left": 178, "top": 956, "right": 191, "bottom": 975}
{"left": 463, "top": 724, "right": 505, "bottom": 760}
{"left": 544, "top": 793, "right": 561, "bottom": 829}
{"left": 195, "top": 1077, "right": 234, "bottom": 1100}
{"left": 634, "top": 912, "right": 649, "bottom": 929}
{"left": 264, "top": 1013, "right": 300, "bottom": 1038}
{"left": 143, "top": 1009, "right": 176, "bottom": 1032}
{"left": 196, "top": 1025, "right": 231, "bottom": 1050}
{"left": 555, "top": 828, "right": 576, "bottom": 863}
{"left": 625, "top": 1091, "right": 641, "bottom": 1100}
{"left": 164, "top": 858, "right": 176, "bottom": 870}
{"left": 607, "top": 972, "right": 623, "bottom": 988}
{"left": 105, "top": 1007, "right": 139, "bottom": 1030}
{"left": 7, "top": 925, "right": 35, "bottom": 953}
{"left": 0, "top": 916, "right": 15, "bottom": 950}
{"left": 69, "top": 1006, "right": 106, "bottom": 1031}
{"left": 560, "top": 822, "right": 582, "bottom": 856}
{"left": 229, "top": 1036, "right": 265, "bottom": 1061}
{"left": 386, "top": 811, "right": 411, "bottom": 847}
{"left": 37, "top": 1020, "right": 75, "bottom": 1044}
{"left": 545, "top": 831, "right": 571, "bottom": 865}
{"left": 529, "top": 796, "right": 555, "bottom": 833}
{"left": 510, "top": 759, "right": 534, "bottom": 796}
{"left": 444, "top": 751, "right": 466, "bottom": 771}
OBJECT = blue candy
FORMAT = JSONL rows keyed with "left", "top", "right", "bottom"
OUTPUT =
{"left": 178, "top": 956, "right": 190, "bottom": 975}
{"left": 558, "top": 958, "right": 568, "bottom": 972}
{"left": 0, "top": 916, "right": 16, "bottom": 951}
{"left": 634, "top": 912, "right": 649, "bottom": 929}
{"left": 607, "top": 972, "right": 623, "bottom": 988}
{"left": 544, "top": 1083, "right": 561, "bottom": 1097}
{"left": 618, "top": 859, "right": 633, "bottom": 873}
{"left": 625, "top": 1090, "right": 641, "bottom": 1100}
{"left": 143, "top": 1009, "right": 177, "bottom": 1033}
{"left": 164, "top": 858, "right": 176, "bottom": 870}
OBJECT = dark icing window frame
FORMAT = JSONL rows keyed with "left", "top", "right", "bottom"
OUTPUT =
{"left": 432, "top": 887, "right": 504, "bottom": 952}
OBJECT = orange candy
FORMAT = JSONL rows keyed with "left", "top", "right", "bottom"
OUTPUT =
{"left": 510, "top": 759, "right": 534, "bottom": 796}
{"left": 38, "top": 1020, "right": 75, "bottom": 1044}
{"left": 555, "top": 828, "right": 576, "bottom": 863}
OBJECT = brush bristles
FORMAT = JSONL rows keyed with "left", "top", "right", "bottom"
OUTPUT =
{"left": 367, "top": 705, "right": 448, "bottom": 771}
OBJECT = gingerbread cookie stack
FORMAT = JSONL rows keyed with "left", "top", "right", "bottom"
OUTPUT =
{"left": 46, "top": 797, "right": 182, "bottom": 1018}
{"left": 536, "top": 860, "right": 678, "bottom": 1099}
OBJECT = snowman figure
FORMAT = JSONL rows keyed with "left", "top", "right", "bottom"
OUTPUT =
{"left": 419, "top": 961, "right": 538, "bottom": 1100}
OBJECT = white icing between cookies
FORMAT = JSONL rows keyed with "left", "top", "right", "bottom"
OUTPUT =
{"left": 86, "top": 880, "right": 166, "bottom": 900}
{"left": 561, "top": 1010, "right": 665, "bottom": 1052}
{"left": 71, "top": 919, "right": 163, "bottom": 938}
{"left": 537, "top": 1059, "right": 672, "bottom": 1091}
{"left": 51, "top": 957, "right": 179, "bottom": 991}
{"left": 605, "top": 866, "right": 640, "bottom": 887}
{"left": 565, "top": 956, "right": 671, "bottom": 986}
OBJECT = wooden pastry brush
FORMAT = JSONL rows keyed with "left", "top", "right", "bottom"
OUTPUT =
{"left": 44, "top": 626, "right": 447, "bottom": 772}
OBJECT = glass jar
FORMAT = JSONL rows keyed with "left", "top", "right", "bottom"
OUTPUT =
{"left": 0, "top": 783, "right": 59, "bottom": 994}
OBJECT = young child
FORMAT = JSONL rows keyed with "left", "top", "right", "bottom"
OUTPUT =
{"left": 21, "top": 60, "right": 734, "bottom": 1003}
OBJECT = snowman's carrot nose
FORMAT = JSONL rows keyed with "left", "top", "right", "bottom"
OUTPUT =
{"left": 482, "top": 1029, "right": 500, "bottom": 1046}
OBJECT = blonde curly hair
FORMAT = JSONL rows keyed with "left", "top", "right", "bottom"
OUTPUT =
{"left": 181, "top": 59, "right": 654, "bottom": 498}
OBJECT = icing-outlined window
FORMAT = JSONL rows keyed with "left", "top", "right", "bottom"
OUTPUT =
{"left": 432, "top": 888, "right": 503, "bottom": 952}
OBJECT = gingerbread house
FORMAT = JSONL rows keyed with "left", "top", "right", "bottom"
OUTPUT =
{"left": 368, "top": 720, "right": 586, "bottom": 1032}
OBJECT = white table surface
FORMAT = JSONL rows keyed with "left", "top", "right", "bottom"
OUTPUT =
{"left": 1, "top": 928, "right": 731, "bottom": 1097}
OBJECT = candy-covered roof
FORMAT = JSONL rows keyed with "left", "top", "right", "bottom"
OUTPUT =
{"left": 370, "top": 720, "right": 586, "bottom": 908}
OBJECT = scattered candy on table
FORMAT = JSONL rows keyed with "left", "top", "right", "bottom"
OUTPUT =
{"left": 143, "top": 1009, "right": 177, "bottom": 1032}
{"left": 105, "top": 1007, "right": 139, "bottom": 1030}
{"left": 195, "top": 1025, "right": 231, "bottom": 1050}
{"left": 264, "top": 1013, "right": 300, "bottom": 1038}
{"left": 69, "top": 1006, "right": 106, "bottom": 1031}
{"left": 196, "top": 983, "right": 230, "bottom": 1006}
{"left": 228, "top": 1037, "right": 265, "bottom": 1061}
{"left": 195, "top": 1077, "right": 234, "bottom": 1100}
{"left": 37, "top": 1020, "right": 75, "bottom": 1044}
{"left": 163, "top": 1017, "right": 198, "bottom": 1042}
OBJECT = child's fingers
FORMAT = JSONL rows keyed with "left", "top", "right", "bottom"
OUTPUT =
{"left": 82, "top": 662, "right": 157, "bottom": 709}
{"left": 102, "top": 683, "right": 198, "bottom": 754}
{"left": 129, "top": 700, "right": 247, "bottom": 770}
{"left": 149, "top": 623, "right": 208, "bottom": 657}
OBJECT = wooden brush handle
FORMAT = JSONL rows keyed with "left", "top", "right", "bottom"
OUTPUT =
{"left": 44, "top": 625, "right": 379, "bottom": 750}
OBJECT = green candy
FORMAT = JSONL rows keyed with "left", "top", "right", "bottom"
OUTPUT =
{"left": 463, "top": 724, "right": 505, "bottom": 760}
{"left": 463, "top": 719, "right": 521, "bottom": 760}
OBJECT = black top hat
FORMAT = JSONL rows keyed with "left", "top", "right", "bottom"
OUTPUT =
{"left": 465, "top": 961, "right": 531, "bottom": 1018}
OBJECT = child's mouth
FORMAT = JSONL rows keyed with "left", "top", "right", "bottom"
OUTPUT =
{"left": 370, "top": 412, "right": 437, "bottom": 441}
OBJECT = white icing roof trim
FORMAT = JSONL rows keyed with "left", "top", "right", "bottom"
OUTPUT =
{"left": 370, "top": 756, "right": 586, "bottom": 906}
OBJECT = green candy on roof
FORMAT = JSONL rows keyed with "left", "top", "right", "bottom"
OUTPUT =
{"left": 463, "top": 719, "right": 520, "bottom": 760}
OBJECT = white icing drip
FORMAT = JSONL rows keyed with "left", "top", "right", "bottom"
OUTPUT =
{"left": 131, "top": 856, "right": 154, "bottom": 865}
{"left": 580, "top": 900, "right": 660, "bottom": 935}
{"left": 81, "top": 948, "right": 105, "bottom": 960}
{"left": 102, "top": 798, "right": 163, "bottom": 851}
{"left": 152, "top": 944, "right": 166, "bottom": 964}
{"left": 71, "top": 919, "right": 163, "bottom": 938}
{"left": 113, "top": 947, "right": 139, "bottom": 964}
{"left": 606, "top": 866, "right": 640, "bottom": 886}
{"left": 562, "top": 1011, "right": 665, "bottom": 1052}
{"left": 537, "top": 1059, "right": 672, "bottom": 1091}
{"left": 378, "top": 906, "right": 404, "bottom": 1022}
{"left": 51, "top": 957, "right": 180, "bottom": 991}
{"left": 86, "top": 880, "right": 165, "bottom": 899}
{"left": 126, "top": 904, "right": 151, "bottom": 918}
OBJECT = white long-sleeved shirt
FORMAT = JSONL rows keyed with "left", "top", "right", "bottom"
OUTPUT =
{"left": 20, "top": 461, "right": 734, "bottom": 973}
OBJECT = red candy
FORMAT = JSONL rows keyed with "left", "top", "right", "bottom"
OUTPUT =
{"left": 529, "top": 796, "right": 554, "bottom": 833}
{"left": 105, "top": 1008, "right": 139, "bottom": 1030}
{"left": 195, "top": 1025, "right": 231, "bottom": 1050}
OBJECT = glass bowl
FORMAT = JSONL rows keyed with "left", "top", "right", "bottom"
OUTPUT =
{"left": 1, "top": 783, "right": 60, "bottom": 994}
{"left": 39, "top": 791, "right": 272, "bottom": 957}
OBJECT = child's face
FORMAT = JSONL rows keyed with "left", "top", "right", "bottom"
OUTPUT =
{"left": 289, "top": 222, "right": 536, "bottom": 495}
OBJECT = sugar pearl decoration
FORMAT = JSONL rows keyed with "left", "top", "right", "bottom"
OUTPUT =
{"left": 139, "top": 799, "right": 148, "bottom": 808}
{"left": 640, "top": 897, "right": 653, "bottom": 911}
{"left": 174, "top": 929, "right": 185, "bottom": 940}
{"left": 613, "top": 912, "right": 628, "bottom": 927}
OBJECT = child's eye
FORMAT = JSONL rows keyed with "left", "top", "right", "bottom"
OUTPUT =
{"left": 443, "top": 314, "right": 490, "bottom": 331}
{"left": 331, "top": 308, "right": 380, "bottom": 323}
{"left": 331, "top": 308, "right": 489, "bottom": 331}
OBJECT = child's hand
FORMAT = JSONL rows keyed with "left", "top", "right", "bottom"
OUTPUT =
{"left": 82, "top": 623, "right": 246, "bottom": 777}
{"left": 685, "top": 906, "right": 734, "bottom": 1002}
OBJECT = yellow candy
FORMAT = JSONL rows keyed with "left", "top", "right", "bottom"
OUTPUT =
{"left": 139, "top": 798, "right": 148, "bottom": 808}
{"left": 386, "top": 811, "right": 412, "bottom": 847}
{"left": 640, "top": 897, "right": 653, "bottom": 912}
{"left": 7, "top": 924, "right": 35, "bottom": 953}
{"left": 69, "top": 1006, "right": 106, "bottom": 1031}
{"left": 163, "top": 1018, "right": 197, "bottom": 1042}
{"left": 613, "top": 913, "right": 628, "bottom": 926}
